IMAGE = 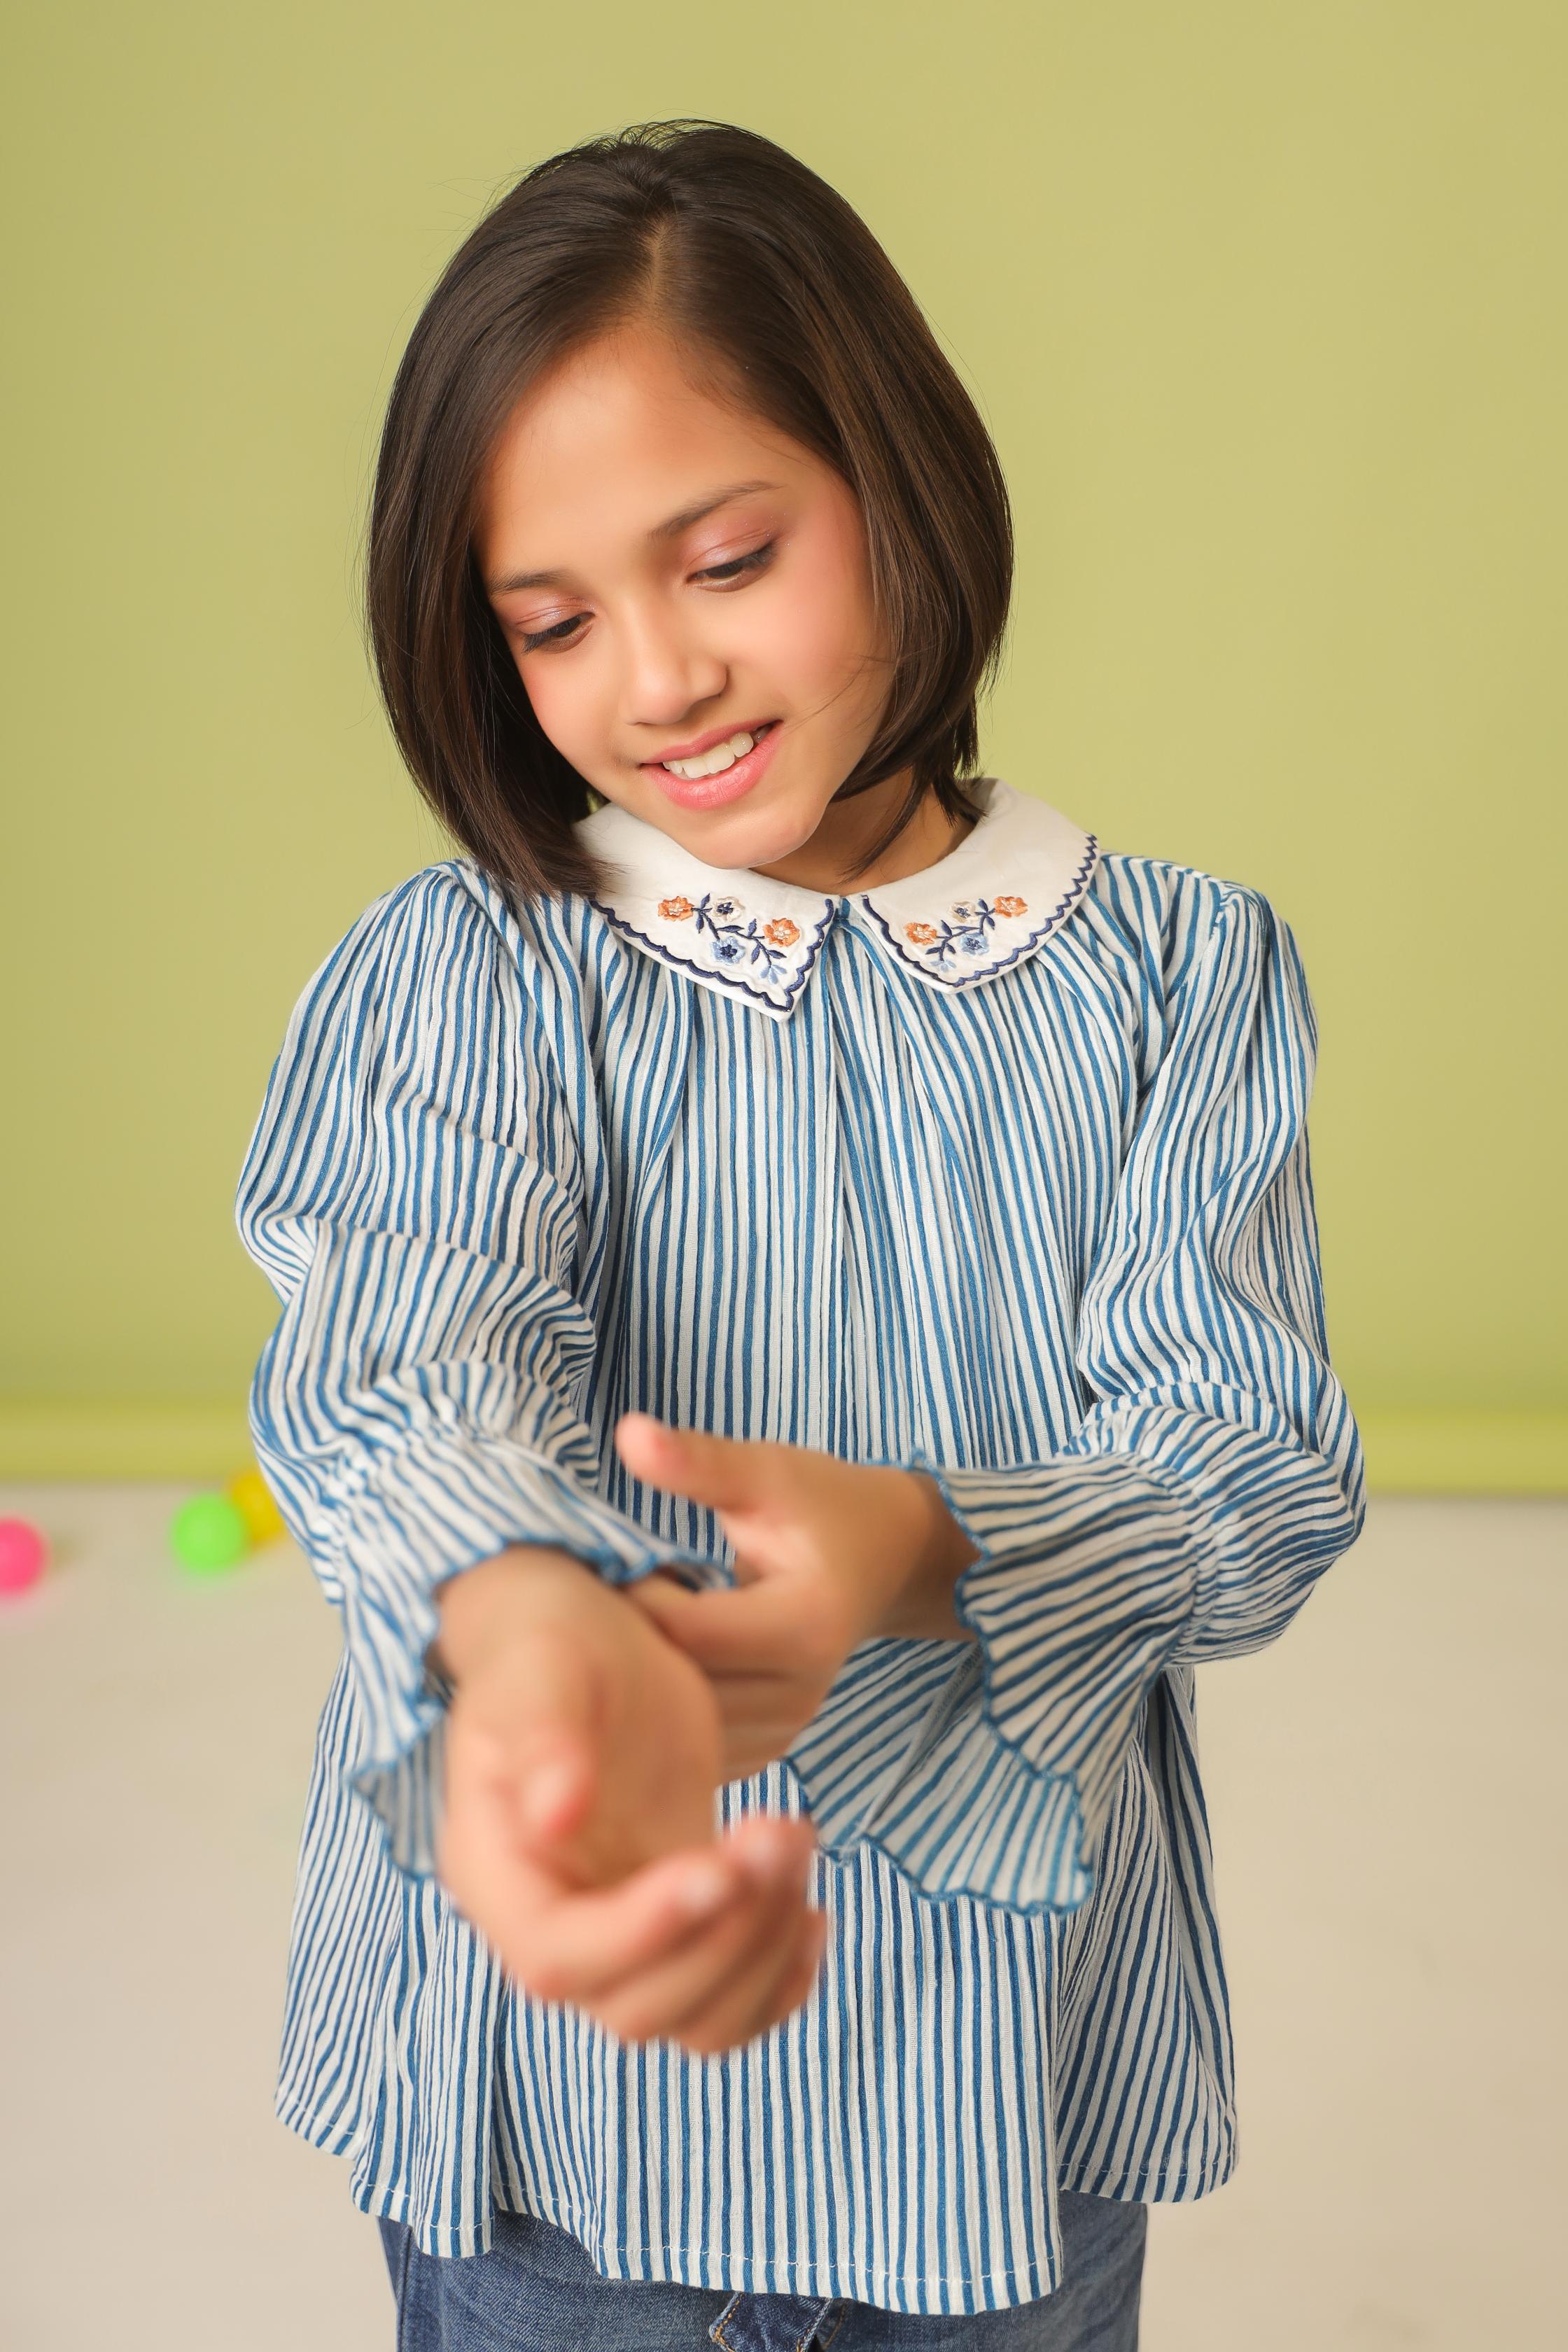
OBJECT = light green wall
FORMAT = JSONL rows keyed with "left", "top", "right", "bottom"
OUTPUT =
{"left": 3, "top": 3, "right": 1564, "bottom": 1489}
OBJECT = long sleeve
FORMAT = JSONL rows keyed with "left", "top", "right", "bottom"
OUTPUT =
{"left": 781, "top": 877, "right": 1366, "bottom": 1915}
{"left": 234, "top": 864, "right": 720, "bottom": 1880}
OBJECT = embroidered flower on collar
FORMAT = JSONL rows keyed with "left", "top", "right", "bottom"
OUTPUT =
{"left": 901, "top": 891, "right": 1031, "bottom": 972}
{"left": 657, "top": 890, "right": 804, "bottom": 982}
{"left": 578, "top": 778, "right": 1100, "bottom": 1018}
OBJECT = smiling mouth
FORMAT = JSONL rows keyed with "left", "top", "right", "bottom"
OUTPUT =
{"left": 644, "top": 720, "right": 779, "bottom": 780}
{"left": 642, "top": 720, "right": 785, "bottom": 810}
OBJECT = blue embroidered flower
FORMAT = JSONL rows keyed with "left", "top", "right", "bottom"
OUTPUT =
{"left": 657, "top": 889, "right": 803, "bottom": 981}
{"left": 901, "top": 892, "right": 1030, "bottom": 971}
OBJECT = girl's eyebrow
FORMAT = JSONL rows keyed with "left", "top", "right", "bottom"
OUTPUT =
{"left": 484, "top": 479, "right": 784, "bottom": 594}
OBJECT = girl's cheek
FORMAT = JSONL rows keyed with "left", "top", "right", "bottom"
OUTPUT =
{"left": 512, "top": 663, "right": 580, "bottom": 754}
{"left": 769, "top": 526, "right": 881, "bottom": 687}
{"left": 739, "top": 573, "right": 859, "bottom": 694}
{"left": 770, "top": 598, "right": 877, "bottom": 711}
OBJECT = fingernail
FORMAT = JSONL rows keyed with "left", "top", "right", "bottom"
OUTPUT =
{"left": 679, "top": 1865, "right": 732, "bottom": 1917}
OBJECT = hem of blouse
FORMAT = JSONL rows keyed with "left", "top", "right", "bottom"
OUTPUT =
{"left": 451, "top": 2181, "right": 1059, "bottom": 2310}
{"left": 274, "top": 2081, "right": 365, "bottom": 2165}
{"left": 274, "top": 2087, "right": 493, "bottom": 2260}
{"left": 276, "top": 2086, "right": 1059, "bottom": 2300}
{"left": 1056, "top": 2132, "right": 1238, "bottom": 2204}
{"left": 276, "top": 2078, "right": 1237, "bottom": 2288}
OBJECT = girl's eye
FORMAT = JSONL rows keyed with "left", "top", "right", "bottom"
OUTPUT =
{"left": 519, "top": 615, "right": 584, "bottom": 652}
{"left": 694, "top": 538, "right": 776, "bottom": 584}
{"left": 515, "top": 540, "right": 776, "bottom": 653}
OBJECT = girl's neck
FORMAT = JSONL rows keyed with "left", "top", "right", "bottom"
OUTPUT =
{"left": 749, "top": 771, "right": 979, "bottom": 896}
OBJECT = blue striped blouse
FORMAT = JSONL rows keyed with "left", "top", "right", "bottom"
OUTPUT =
{"left": 234, "top": 774, "right": 1364, "bottom": 2315}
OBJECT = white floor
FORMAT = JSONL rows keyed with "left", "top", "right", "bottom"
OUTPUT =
{"left": 0, "top": 1490, "right": 1562, "bottom": 2349}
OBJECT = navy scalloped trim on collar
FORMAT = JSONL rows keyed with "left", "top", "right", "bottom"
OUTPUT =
{"left": 589, "top": 890, "right": 839, "bottom": 1017}
{"left": 575, "top": 776, "right": 1100, "bottom": 1019}
{"left": 856, "top": 827, "right": 1100, "bottom": 994}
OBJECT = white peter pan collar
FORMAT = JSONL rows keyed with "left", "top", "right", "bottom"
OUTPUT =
{"left": 574, "top": 774, "right": 1100, "bottom": 1021}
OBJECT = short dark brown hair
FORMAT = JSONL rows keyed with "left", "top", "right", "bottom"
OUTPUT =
{"left": 365, "top": 118, "right": 1014, "bottom": 900}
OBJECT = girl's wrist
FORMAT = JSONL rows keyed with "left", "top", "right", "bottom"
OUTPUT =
{"left": 871, "top": 1471, "right": 981, "bottom": 1644}
{"left": 427, "top": 1544, "right": 599, "bottom": 1686}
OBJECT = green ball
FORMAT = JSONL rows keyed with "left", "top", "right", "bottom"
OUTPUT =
{"left": 170, "top": 1493, "right": 252, "bottom": 1573}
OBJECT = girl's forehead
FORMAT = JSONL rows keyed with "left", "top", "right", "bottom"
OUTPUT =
{"left": 475, "top": 346, "right": 822, "bottom": 573}
{"left": 496, "top": 327, "right": 790, "bottom": 477}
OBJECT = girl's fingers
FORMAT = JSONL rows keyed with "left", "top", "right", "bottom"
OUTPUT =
{"left": 749, "top": 1904, "right": 832, "bottom": 2038}
{"left": 486, "top": 1728, "right": 596, "bottom": 1852}
{"left": 662, "top": 1882, "right": 829, "bottom": 2054}
{"left": 622, "top": 1576, "right": 825, "bottom": 1672}
{"left": 458, "top": 1634, "right": 606, "bottom": 1861}
{"left": 442, "top": 1758, "right": 752, "bottom": 2000}
{"left": 671, "top": 1900, "right": 829, "bottom": 2057}
{"left": 591, "top": 1823, "right": 818, "bottom": 2044}
{"left": 518, "top": 1854, "right": 767, "bottom": 2004}
{"left": 458, "top": 1771, "right": 818, "bottom": 2011}
{"left": 591, "top": 1880, "right": 801, "bottom": 2045}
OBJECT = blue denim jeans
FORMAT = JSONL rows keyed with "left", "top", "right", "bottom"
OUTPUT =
{"left": 375, "top": 2192, "right": 1145, "bottom": 2349}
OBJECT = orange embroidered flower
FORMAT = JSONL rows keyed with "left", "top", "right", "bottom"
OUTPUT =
{"left": 657, "top": 895, "right": 694, "bottom": 921}
{"left": 763, "top": 917, "right": 800, "bottom": 947}
{"left": 904, "top": 920, "right": 939, "bottom": 946}
{"left": 994, "top": 895, "right": 1028, "bottom": 918}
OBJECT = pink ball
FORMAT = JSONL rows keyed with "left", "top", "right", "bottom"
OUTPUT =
{"left": 0, "top": 1518, "right": 48, "bottom": 1596}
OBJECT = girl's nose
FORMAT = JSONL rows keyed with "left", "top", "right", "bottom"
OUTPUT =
{"left": 618, "top": 606, "right": 728, "bottom": 731}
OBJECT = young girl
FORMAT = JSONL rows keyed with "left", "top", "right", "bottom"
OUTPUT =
{"left": 235, "top": 119, "right": 1364, "bottom": 2349}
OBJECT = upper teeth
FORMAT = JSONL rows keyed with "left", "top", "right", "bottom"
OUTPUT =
{"left": 661, "top": 726, "right": 766, "bottom": 780}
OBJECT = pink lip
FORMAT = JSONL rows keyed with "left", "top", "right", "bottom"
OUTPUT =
{"left": 642, "top": 716, "right": 778, "bottom": 764}
{"left": 643, "top": 720, "right": 783, "bottom": 811}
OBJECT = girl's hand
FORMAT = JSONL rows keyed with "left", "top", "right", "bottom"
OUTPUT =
{"left": 612, "top": 1415, "right": 980, "bottom": 1782}
{"left": 432, "top": 1550, "right": 827, "bottom": 2054}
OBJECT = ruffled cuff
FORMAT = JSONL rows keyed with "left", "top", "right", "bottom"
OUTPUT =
{"left": 290, "top": 1421, "right": 726, "bottom": 1880}
{"left": 780, "top": 1446, "right": 1198, "bottom": 1913}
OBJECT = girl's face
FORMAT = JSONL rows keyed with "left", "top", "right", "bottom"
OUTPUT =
{"left": 475, "top": 322, "right": 930, "bottom": 888}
